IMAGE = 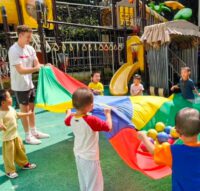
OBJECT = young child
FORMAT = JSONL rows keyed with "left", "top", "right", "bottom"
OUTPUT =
{"left": 130, "top": 74, "right": 144, "bottom": 96}
{"left": 65, "top": 88, "right": 112, "bottom": 191}
{"left": 138, "top": 107, "right": 200, "bottom": 191}
{"left": 88, "top": 71, "right": 104, "bottom": 95}
{"left": 171, "top": 67, "right": 200, "bottom": 101}
{"left": 0, "top": 90, "right": 36, "bottom": 179}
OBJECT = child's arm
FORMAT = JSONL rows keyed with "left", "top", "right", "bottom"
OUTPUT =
{"left": 66, "top": 109, "right": 72, "bottom": 118}
{"left": 64, "top": 109, "right": 73, "bottom": 127}
{"left": 193, "top": 88, "right": 200, "bottom": 96}
{"left": 138, "top": 131, "right": 155, "bottom": 155}
{"left": 104, "top": 108, "right": 112, "bottom": 131}
{"left": 17, "top": 110, "right": 33, "bottom": 118}
{"left": 170, "top": 85, "right": 179, "bottom": 91}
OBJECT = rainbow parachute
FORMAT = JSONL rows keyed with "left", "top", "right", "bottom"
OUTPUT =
{"left": 36, "top": 66, "right": 200, "bottom": 179}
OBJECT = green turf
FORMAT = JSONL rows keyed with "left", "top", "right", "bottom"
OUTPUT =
{"left": 0, "top": 109, "right": 171, "bottom": 191}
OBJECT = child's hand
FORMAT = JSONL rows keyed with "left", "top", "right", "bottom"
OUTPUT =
{"left": 104, "top": 108, "right": 111, "bottom": 115}
{"left": 170, "top": 86, "right": 174, "bottom": 91}
{"left": 0, "top": 124, "right": 6, "bottom": 131}
{"left": 137, "top": 131, "right": 147, "bottom": 141}
{"left": 66, "top": 109, "right": 72, "bottom": 116}
{"left": 198, "top": 93, "right": 200, "bottom": 97}
{"left": 27, "top": 110, "right": 33, "bottom": 115}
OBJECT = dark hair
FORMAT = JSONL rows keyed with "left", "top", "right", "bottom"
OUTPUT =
{"left": 134, "top": 74, "right": 141, "bottom": 79}
{"left": 72, "top": 88, "right": 93, "bottom": 110}
{"left": 91, "top": 71, "right": 101, "bottom": 78}
{"left": 175, "top": 107, "right": 200, "bottom": 137}
{"left": 17, "top": 25, "right": 32, "bottom": 35}
{"left": 0, "top": 89, "right": 8, "bottom": 106}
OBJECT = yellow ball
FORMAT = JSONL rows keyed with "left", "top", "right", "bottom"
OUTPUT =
{"left": 147, "top": 129, "right": 158, "bottom": 140}
{"left": 155, "top": 122, "right": 165, "bottom": 132}
{"left": 170, "top": 127, "right": 179, "bottom": 138}
{"left": 162, "top": 142, "right": 170, "bottom": 146}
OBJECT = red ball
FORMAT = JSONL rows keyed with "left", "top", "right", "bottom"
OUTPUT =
{"left": 168, "top": 137, "right": 175, "bottom": 145}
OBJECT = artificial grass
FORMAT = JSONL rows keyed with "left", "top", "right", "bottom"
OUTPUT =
{"left": 0, "top": 109, "right": 171, "bottom": 191}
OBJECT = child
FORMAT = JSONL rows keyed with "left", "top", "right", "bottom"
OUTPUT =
{"left": 138, "top": 107, "right": 200, "bottom": 191}
{"left": 171, "top": 67, "right": 200, "bottom": 101}
{"left": 0, "top": 90, "right": 36, "bottom": 179}
{"left": 88, "top": 71, "right": 104, "bottom": 95}
{"left": 130, "top": 74, "right": 144, "bottom": 96}
{"left": 65, "top": 88, "right": 112, "bottom": 191}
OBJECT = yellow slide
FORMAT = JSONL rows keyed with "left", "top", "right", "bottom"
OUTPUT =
{"left": 109, "top": 36, "right": 144, "bottom": 96}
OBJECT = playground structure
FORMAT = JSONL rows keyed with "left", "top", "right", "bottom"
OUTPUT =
{"left": 109, "top": 35, "right": 144, "bottom": 95}
{"left": 141, "top": 20, "right": 200, "bottom": 95}
{"left": 0, "top": 0, "right": 53, "bottom": 29}
{"left": 0, "top": 0, "right": 170, "bottom": 87}
{"left": 0, "top": 0, "right": 199, "bottom": 95}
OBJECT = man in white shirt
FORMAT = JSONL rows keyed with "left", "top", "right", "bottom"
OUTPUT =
{"left": 8, "top": 25, "right": 49, "bottom": 145}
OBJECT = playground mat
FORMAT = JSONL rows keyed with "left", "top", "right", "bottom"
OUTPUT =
{"left": 0, "top": 108, "right": 171, "bottom": 191}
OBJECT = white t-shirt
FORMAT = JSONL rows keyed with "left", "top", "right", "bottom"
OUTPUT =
{"left": 65, "top": 114, "right": 110, "bottom": 161}
{"left": 130, "top": 83, "right": 144, "bottom": 96}
{"left": 8, "top": 43, "right": 37, "bottom": 91}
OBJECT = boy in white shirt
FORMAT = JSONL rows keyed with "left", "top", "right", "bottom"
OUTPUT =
{"left": 65, "top": 88, "right": 112, "bottom": 191}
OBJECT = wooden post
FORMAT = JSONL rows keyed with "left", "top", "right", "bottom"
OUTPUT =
{"left": 35, "top": 1, "right": 48, "bottom": 64}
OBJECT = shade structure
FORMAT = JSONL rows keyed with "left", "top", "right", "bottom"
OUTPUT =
{"left": 35, "top": 66, "right": 200, "bottom": 179}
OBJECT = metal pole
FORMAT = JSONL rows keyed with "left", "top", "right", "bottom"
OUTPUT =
{"left": 111, "top": 0, "right": 118, "bottom": 71}
{"left": 1, "top": 7, "right": 11, "bottom": 49}
{"left": 52, "top": 0, "right": 60, "bottom": 45}
{"left": 123, "top": 22, "right": 127, "bottom": 63}
{"left": 141, "top": 0, "right": 146, "bottom": 32}
{"left": 199, "top": 0, "right": 200, "bottom": 28}
{"left": 36, "top": 1, "right": 48, "bottom": 64}
{"left": 141, "top": 0, "right": 148, "bottom": 91}
{"left": 15, "top": 0, "right": 24, "bottom": 25}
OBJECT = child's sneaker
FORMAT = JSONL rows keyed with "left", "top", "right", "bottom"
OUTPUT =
{"left": 6, "top": 172, "right": 18, "bottom": 179}
{"left": 22, "top": 163, "right": 36, "bottom": 170}
{"left": 31, "top": 130, "right": 50, "bottom": 139}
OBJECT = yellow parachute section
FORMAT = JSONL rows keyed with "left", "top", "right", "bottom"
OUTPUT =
{"left": 0, "top": 0, "right": 53, "bottom": 29}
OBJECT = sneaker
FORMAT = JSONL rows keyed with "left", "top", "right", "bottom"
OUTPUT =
{"left": 22, "top": 163, "right": 36, "bottom": 170}
{"left": 6, "top": 172, "right": 18, "bottom": 179}
{"left": 32, "top": 130, "right": 50, "bottom": 139}
{"left": 25, "top": 135, "right": 41, "bottom": 145}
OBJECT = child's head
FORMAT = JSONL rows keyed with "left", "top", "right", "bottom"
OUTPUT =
{"left": 72, "top": 88, "right": 94, "bottom": 112}
{"left": 175, "top": 108, "right": 200, "bottom": 138}
{"left": 133, "top": 74, "right": 141, "bottom": 85}
{"left": 181, "top": 67, "right": 190, "bottom": 80}
{"left": 0, "top": 90, "right": 12, "bottom": 107}
{"left": 91, "top": 71, "right": 101, "bottom": 83}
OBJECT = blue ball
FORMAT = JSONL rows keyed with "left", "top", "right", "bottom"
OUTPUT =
{"left": 157, "top": 132, "right": 169, "bottom": 143}
{"left": 164, "top": 126, "right": 172, "bottom": 134}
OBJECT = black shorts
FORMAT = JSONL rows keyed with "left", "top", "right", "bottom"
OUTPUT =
{"left": 14, "top": 89, "right": 35, "bottom": 105}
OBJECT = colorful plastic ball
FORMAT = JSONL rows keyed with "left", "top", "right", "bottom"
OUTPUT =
{"left": 170, "top": 127, "right": 179, "bottom": 139}
{"left": 168, "top": 137, "right": 175, "bottom": 145}
{"left": 164, "top": 126, "right": 172, "bottom": 134}
{"left": 155, "top": 122, "right": 165, "bottom": 132}
{"left": 162, "top": 142, "right": 170, "bottom": 146}
{"left": 157, "top": 132, "right": 169, "bottom": 143}
{"left": 147, "top": 129, "right": 158, "bottom": 140}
